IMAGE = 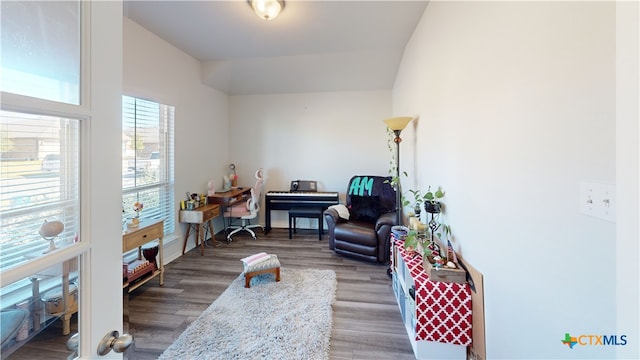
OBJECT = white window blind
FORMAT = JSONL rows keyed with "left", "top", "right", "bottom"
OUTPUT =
{"left": 122, "top": 96, "right": 175, "bottom": 235}
{"left": 0, "top": 111, "right": 81, "bottom": 272}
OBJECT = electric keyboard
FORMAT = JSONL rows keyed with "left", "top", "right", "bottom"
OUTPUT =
{"left": 264, "top": 191, "right": 339, "bottom": 234}
{"left": 267, "top": 191, "right": 337, "bottom": 197}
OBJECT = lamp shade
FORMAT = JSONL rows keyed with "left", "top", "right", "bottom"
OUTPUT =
{"left": 384, "top": 116, "right": 413, "bottom": 131}
{"left": 249, "top": 0, "right": 284, "bottom": 21}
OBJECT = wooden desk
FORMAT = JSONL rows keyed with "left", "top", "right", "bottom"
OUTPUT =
{"left": 207, "top": 187, "right": 252, "bottom": 236}
{"left": 122, "top": 219, "right": 164, "bottom": 293}
{"left": 179, "top": 203, "right": 220, "bottom": 255}
{"left": 207, "top": 187, "right": 251, "bottom": 206}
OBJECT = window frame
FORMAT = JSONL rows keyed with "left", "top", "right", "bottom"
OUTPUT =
{"left": 0, "top": 0, "right": 90, "bottom": 333}
{"left": 1, "top": 0, "right": 89, "bottom": 280}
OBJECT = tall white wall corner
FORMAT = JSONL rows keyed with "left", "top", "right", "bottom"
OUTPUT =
{"left": 579, "top": 182, "right": 616, "bottom": 222}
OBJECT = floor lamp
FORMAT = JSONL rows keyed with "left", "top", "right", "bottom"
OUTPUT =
{"left": 384, "top": 116, "right": 414, "bottom": 226}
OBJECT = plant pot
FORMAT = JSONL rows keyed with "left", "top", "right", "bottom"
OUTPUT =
{"left": 424, "top": 201, "right": 441, "bottom": 214}
{"left": 391, "top": 225, "right": 409, "bottom": 240}
{"left": 413, "top": 204, "right": 422, "bottom": 217}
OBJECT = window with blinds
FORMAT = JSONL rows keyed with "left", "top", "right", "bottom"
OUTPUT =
{"left": 122, "top": 96, "right": 175, "bottom": 236}
{"left": 0, "top": 111, "right": 81, "bottom": 272}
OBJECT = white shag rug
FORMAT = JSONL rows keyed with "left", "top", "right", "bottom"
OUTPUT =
{"left": 158, "top": 268, "right": 337, "bottom": 360}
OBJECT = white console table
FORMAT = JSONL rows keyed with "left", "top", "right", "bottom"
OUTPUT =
{"left": 391, "top": 237, "right": 472, "bottom": 359}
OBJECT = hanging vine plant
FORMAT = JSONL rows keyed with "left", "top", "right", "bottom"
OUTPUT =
{"left": 385, "top": 127, "right": 411, "bottom": 209}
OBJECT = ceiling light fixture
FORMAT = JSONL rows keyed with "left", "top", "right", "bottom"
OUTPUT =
{"left": 249, "top": 0, "right": 284, "bottom": 21}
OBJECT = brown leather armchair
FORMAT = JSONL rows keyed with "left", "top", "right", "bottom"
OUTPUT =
{"left": 324, "top": 175, "right": 396, "bottom": 263}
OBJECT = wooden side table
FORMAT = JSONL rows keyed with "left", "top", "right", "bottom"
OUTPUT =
{"left": 122, "top": 219, "right": 164, "bottom": 293}
{"left": 179, "top": 203, "right": 220, "bottom": 255}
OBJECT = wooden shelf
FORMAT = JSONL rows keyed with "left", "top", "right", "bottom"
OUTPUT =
{"left": 123, "top": 269, "right": 161, "bottom": 292}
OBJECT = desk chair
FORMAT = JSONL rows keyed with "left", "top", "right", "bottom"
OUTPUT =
{"left": 224, "top": 169, "right": 264, "bottom": 241}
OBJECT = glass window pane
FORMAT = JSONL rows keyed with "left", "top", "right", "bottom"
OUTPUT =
{"left": 1, "top": 1, "right": 81, "bottom": 105}
{"left": 0, "top": 256, "right": 80, "bottom": 357}
{"left": 121, "top": 96, "right": 175, "bottom": 235}
{"left": 0, "top": 111, "right": 81, "bottom": 271}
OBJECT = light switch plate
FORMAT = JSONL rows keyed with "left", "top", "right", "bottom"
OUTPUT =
{"left": 579, "top": 182, "right": 616, "bottom": 222}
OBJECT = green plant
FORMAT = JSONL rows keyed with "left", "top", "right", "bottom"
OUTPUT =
{"left": 435, "top": 223, "right": 457, "bottom": 264}
{"left": 385, "top": 127, "right": 407, "bottom": 189}
{"left": 424, "top": 186, "right": 445, "bottom": 204}
{"left": 407, "top": 189, "right": 424, "bottom": 208}
{"left": 402, "top": 189, "right": 424, "bottom": 218}
{"left": 436, "top": 223, "right": 451, "bottom": 240}
{"left": 403, "top": 229, "right": 432, "bottom": 257}
{"left": 435, "top": 223, "right": 451, "bottom": 251}
{"left": 402, "top": 186, "right": 446, "bottom": 215}
{"left": 404, "top": 186, "right": 446, "bottom": 207}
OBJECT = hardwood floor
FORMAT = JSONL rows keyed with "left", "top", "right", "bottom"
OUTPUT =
{"left": 6, "top": 228, "right": 415, "bottom": 360}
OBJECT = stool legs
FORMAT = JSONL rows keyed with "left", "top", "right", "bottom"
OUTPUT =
{"left": 244, "top": 267, "right": 281, "bottom": 288}
{"left": 289, "top": 215, "right": 293, "bottom": 239}
{"left": 288, "top": 209, "right": 323, "bottom": 240}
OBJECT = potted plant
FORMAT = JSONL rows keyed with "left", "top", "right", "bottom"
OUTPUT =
{"left": 407, "top": 189, "right": 424, "bottom": 217}
{"left": 403, "top": 229, "right": 432, "bottom": 258}
{"left": 423, "top": 186, "right": 445, "bottom": 214}
{"left": 435, "top": 223, "right": 455, "bottom": 263}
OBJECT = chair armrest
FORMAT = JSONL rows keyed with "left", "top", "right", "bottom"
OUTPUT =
{"left": 375, "top": 211, "right": 396, "bottom": 231}
{"left": 324, "top": 208, "right": 339, "bottom": 250}
{"left": 375, "top": 211, "right": 396, "bottom": 263}
{"left": 324, "top": 207, "right": 339, "bottom": 222}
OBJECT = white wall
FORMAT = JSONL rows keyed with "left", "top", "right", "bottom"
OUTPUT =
{"left": 615, "top": 2, "right": 639, "bottom": 358}
{"left": 229, "top": 91, "right": 392, "bottom": 228}
{"left": 123, "top": 18, "right": 230, "bottom": 261}
{"left": 394, "top": 2, "right": 630, "bottom": 359}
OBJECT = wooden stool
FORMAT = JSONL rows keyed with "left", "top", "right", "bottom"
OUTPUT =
{"left": 288, "top": 207, "right": 324, "bottom": 240}
{"left": 243, "top": 254, "right": 281, "bottom": 288}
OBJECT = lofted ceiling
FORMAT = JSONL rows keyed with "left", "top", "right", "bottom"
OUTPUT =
{"left": 123, "top": 0, "right": 428, "bottom": 95}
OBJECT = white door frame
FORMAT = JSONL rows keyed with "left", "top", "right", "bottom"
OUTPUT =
{"left": 1, "top": 1, "right": 125, "bottom": 357}
{"left": 79, "top": 1, "right": 124, "bottom": 358}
